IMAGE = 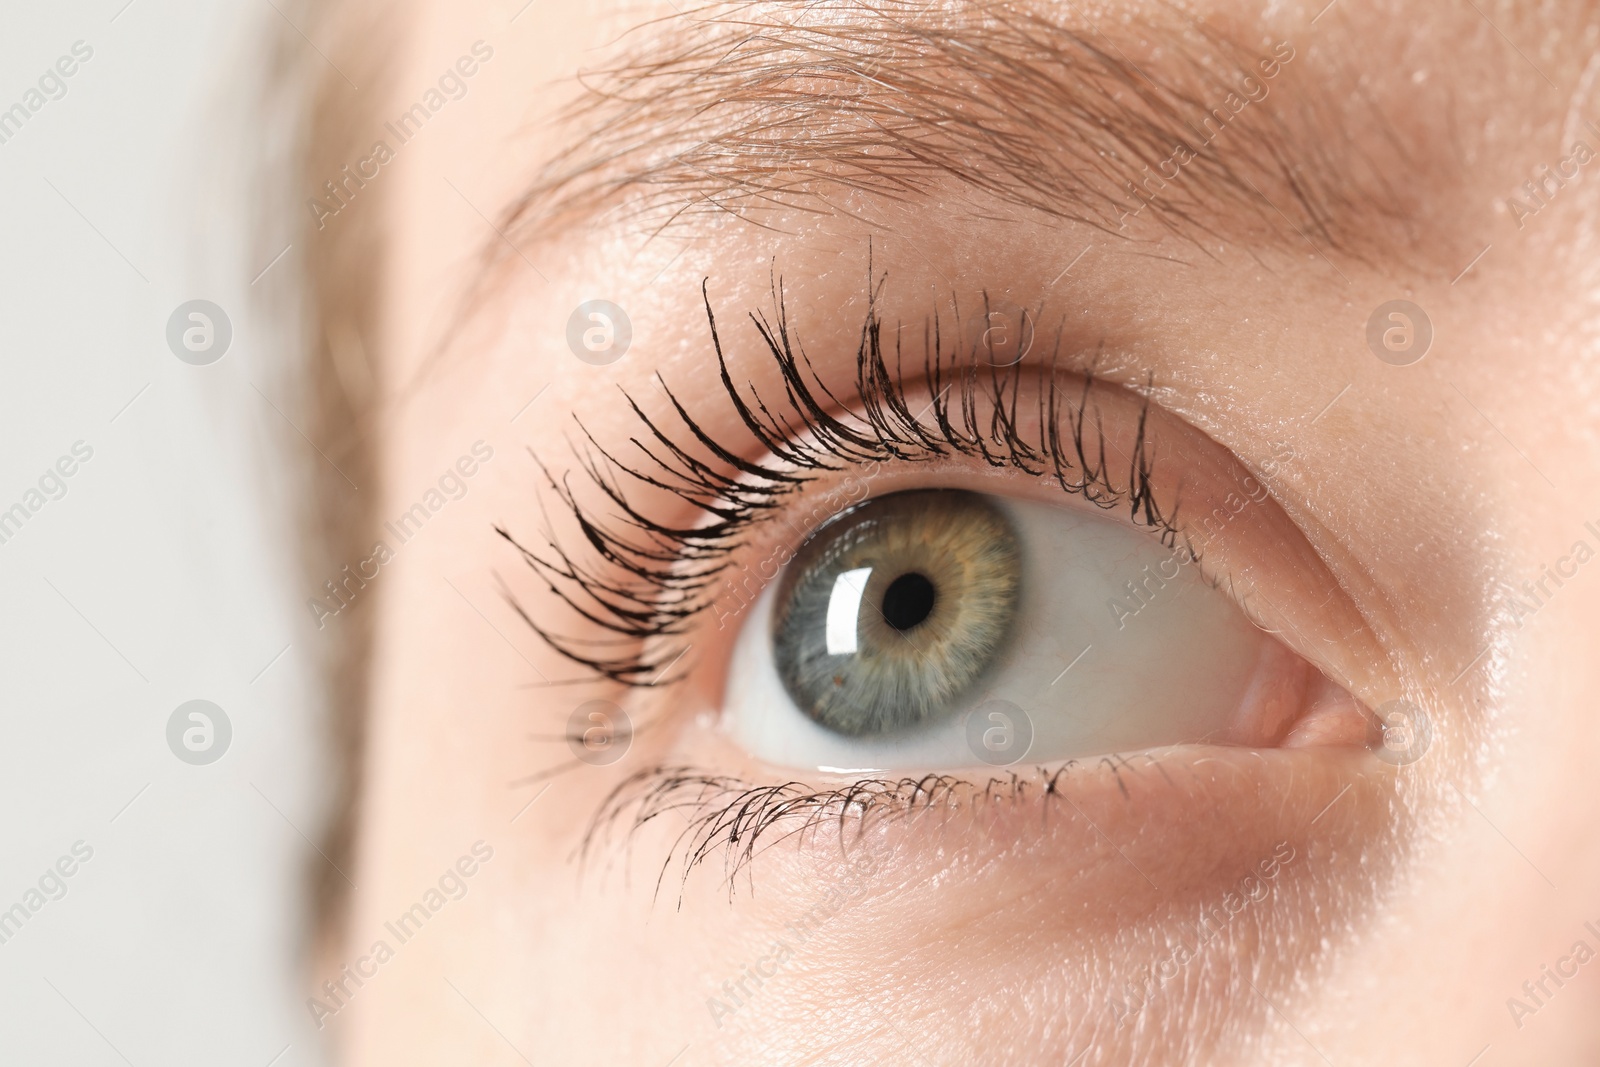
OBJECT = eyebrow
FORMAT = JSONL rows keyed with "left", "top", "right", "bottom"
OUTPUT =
{"left": 499, "top": 1, "right": 1422, "bottom": 272}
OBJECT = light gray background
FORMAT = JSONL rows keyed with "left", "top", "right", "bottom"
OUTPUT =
{"left": 1, "top": 2, "right": 329, "bottom": 1064}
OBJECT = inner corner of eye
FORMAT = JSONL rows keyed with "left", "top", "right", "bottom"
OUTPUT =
{"left": 713, "top": 486, "right": 1348, "bottom": 772}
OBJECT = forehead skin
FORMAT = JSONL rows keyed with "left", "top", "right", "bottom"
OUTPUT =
{"left": 339, "top": 0, "right": 1600, "bottom": 1063}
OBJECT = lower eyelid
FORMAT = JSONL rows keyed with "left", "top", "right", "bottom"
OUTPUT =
{"left": 593, "top": 738, "right": 1400, "bottom": 922}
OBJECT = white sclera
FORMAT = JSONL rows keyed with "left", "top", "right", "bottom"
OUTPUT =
{"left": 723, "top": 495, "right": 1274, "bottom": 771}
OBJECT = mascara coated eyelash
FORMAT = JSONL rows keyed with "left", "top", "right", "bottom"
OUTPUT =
{"left": 499, "top": 275, "right": 1177, "bottom": 688}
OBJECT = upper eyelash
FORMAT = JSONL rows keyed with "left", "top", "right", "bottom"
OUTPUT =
{"left": 499, "top": 271, "right": 1178, "bottom": 688}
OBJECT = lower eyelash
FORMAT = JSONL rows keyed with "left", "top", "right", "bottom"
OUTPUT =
{"left": 501, "top": 272, "right": 1177, "bottom": 688}
{"left": 583, "top": 757, "right": 1158, "bottom": 903}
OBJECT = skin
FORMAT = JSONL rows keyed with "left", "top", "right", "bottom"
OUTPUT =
{"left": 322, "top": 0, "right": 1600, "bottom": 1062}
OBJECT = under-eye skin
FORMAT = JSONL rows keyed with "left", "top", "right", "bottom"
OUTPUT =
{"left": 771, "top": 489, "right": 1021, "bottom": 737}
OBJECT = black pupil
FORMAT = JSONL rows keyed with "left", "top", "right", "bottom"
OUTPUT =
{"left": 881, "top": 572, "right": 936, "bottom": 631}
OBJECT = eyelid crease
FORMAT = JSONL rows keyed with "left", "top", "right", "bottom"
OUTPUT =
{"left": 500, "top": 274, "right": 1179, "bottom": 689}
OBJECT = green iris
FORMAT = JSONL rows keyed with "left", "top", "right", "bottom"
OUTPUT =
{"left": 770, "top": 489, "right": 1022, "bottom": 737}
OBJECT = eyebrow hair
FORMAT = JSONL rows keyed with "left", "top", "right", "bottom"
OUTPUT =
{"left": 500, "top": 0, "right": 1422, "bottom": 269}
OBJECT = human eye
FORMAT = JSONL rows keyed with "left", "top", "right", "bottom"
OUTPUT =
{"left": 512, "top": 278, "right": 1385, "bottom": 802}
{"left": 728, "top": 482, "right": 1318, "bottom": 771}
